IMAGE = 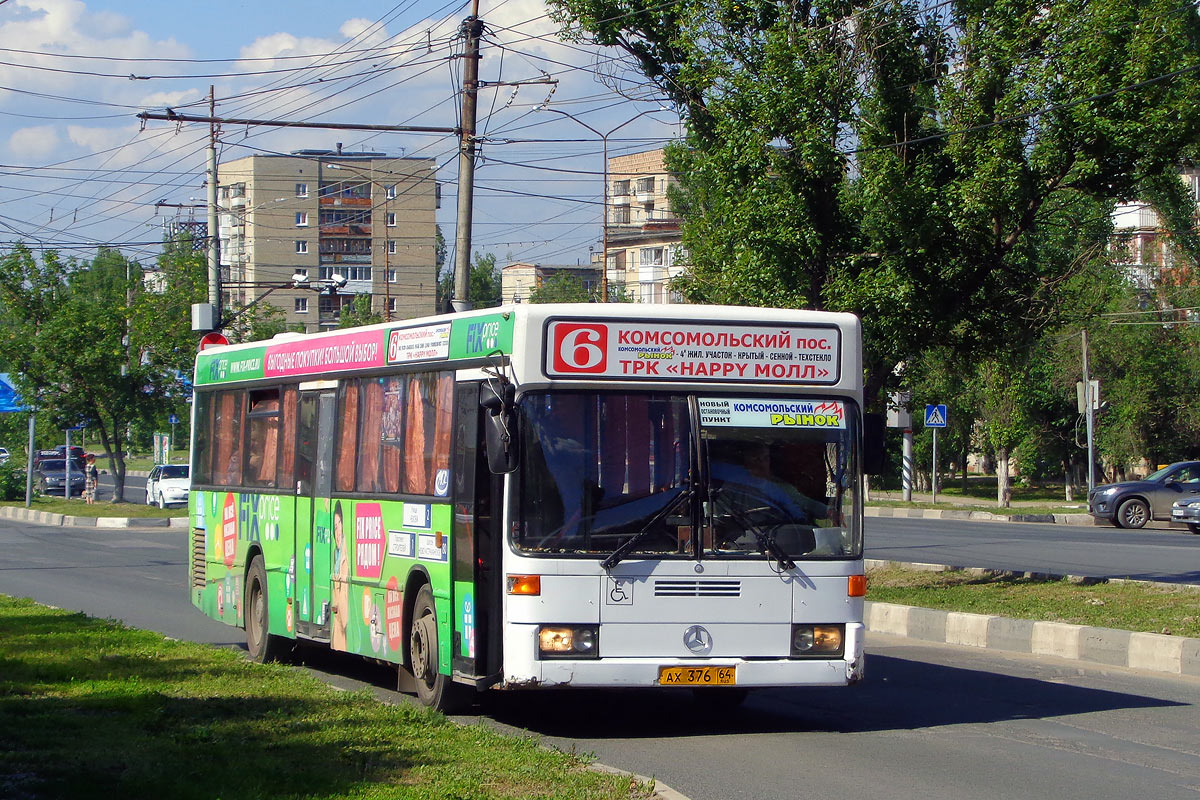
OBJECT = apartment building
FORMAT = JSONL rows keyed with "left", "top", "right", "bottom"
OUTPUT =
{"left": 501, "top": 261, "right": 600, "bottom": 304}
{"left": 218, "top": 149, "right": 439, "bottom": 331}
{"left": 604, "top": 148, "right": 687, "bottom": 303}
{"left": 1111, "top": 167, "right": 1200, "bottom": 291}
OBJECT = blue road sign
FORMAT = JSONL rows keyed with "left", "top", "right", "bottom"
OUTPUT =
{"left": 169, "top": 414, "right": 179, "bottom": 425}
{"left": 0, "top": 373, "right": 28, "bottom": 413}
{"left": 924, "top": 404, "right": 948, "bottom": 428}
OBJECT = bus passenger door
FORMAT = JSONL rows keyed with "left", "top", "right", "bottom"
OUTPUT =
{"left": 295, "top": 389, "right": 336, "bottom": 641}
{"left": 451, "top": 382, "right": 504, "bottom": 682}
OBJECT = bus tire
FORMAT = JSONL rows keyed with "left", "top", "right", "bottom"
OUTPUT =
{"left": 408, "top": 584, "right": 471, "bottom": 714}
{"left": 245, "top": 556, "right": 289, "bottom": 663}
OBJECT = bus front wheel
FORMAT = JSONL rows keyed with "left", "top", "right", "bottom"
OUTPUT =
{"left": 408, "top": 584, "right": 471, "bottom": 713}
{"left": 245, "top": 556, "right": 289, "bottom": 663}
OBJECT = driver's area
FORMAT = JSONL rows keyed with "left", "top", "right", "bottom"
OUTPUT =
{"left": 702, "top": 428, "right": 856, "bottom": 561}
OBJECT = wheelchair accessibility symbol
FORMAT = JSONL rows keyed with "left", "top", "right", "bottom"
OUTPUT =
{"left": 606, "top": 577, "right": 634, "bottom": 605}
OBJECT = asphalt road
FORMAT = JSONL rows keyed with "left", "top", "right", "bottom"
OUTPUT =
{"left": 1, "top": 521, "right": 1198, "bottom": 800}
{"left": 867, "top": 515, "right": 1200, "bottom": 584}
{"left": 93, "top": 470, "right": 148, "bottom": 504}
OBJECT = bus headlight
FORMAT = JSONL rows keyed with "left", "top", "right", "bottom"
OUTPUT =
{"left": 537, "top": 625, "right": 600, "bottom": 659}
{"left": 791, "top": 624, "right": 844, "bottom": 657}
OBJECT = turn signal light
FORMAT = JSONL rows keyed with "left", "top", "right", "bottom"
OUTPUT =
{"left": 506, "top": 574, "right": 541, "bottom": 595}
{"left": 848, "top": 574, "right": 867, "bottom": 597}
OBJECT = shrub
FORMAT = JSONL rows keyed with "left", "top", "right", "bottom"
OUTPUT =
{"left": 0, "top": 461, "right": 26, "bottom": 501}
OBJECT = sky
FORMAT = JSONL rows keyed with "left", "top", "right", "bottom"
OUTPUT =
{"left": 0, "top": 0, "right": 682, "bottom": 271}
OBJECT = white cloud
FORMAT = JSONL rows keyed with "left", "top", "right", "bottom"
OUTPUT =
{"left": 9, "top": 125, "right": 61, "bottom": 159}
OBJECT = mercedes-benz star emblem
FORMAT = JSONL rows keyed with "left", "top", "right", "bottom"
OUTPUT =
{"left": 683, "top": 625, "right": 713, "bottom": 655}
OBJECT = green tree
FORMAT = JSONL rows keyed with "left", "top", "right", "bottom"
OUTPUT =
{"left": 0, "top": 244, "right": 205, "bottom": 501}
{"left": 437, "top": 252, "right": 502, "bottom": 309}
{"left": 529, "top": 271, "right": 595, "bottom": 303}
{"left": 225, "top": 302, "right": 296, "bottom": 343}
{"left": 338, "top": 294, "right": 384, "bottom": 329}
{"left": 550, "top": 0, "right": 1200, "bottom": 407}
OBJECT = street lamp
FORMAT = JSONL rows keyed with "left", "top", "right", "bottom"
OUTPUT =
{"left": 534, "top": 104, "right": 669, "bottom": 301}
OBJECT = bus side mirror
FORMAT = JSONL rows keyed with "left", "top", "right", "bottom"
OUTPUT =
{"left": 862, "top": 412, "right": 886, "bottom": 476}
{"left": 482, "top": 384, "right": 518, "bottom": 474}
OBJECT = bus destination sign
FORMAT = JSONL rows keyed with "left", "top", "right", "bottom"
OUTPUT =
{"left": 545, "top": 320, "right": 841, "bottom": 384}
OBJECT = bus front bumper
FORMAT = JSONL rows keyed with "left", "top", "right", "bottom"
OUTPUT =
{"left": 501, "top": 623, "right": 865, "bottom": 689}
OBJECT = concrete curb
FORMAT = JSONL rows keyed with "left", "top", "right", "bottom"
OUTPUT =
{"left": 0, "top": 505, "right": 185, "bottom": 529}
{"left": 865, "top": 505, "right": 1097, "bottom": 526}
{"left": 865, "top": 599, "right": 1200, "bottom": 677}
{"left": 865, "top": 558, "right": 1200, "bottom": 677}
{"left": 590, "top": 762, "right": 691, "bottom": 800}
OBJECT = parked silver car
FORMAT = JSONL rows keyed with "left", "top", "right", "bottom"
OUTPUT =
{"left": 1169, "top": 496, "right": 1200, "bottom": 534}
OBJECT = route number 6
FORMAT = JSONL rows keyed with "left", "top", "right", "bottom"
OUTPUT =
{"left": 550, "top": 322, "right": 609, "bottom": 374}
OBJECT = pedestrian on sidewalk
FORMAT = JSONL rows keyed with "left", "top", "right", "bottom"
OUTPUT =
{"left": 84, "top": 456, "right": 99, "bottom": 504}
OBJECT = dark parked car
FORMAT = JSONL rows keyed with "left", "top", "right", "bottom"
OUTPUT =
{"left": 1088, "top": 460, "right": 1200, "bottom": 528}
{"left": 30, "top": 449, "right": 60, "bottom": 469}
{"left": 34, "top": 457, "right": 87, "bottom": 497}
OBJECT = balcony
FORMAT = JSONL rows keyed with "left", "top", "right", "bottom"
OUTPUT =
{"left": 319, "top": 224, "right": 372, "bottom": 236}
{"left": 319, "top": 196, "right": 372, "bottom": 207}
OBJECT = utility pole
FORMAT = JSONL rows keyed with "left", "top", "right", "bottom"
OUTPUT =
{"left": 206, "top": 86, "right": 221, "bottom": 325}
{"left": 452, "top": 0, "right": 483, "bottom": 312}
{"left": 1082, "top": 329, "right": 1096, "bottom": 495}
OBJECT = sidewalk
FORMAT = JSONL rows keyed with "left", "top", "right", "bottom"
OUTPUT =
{"left": 869, "top": 487, "right": 1087, "bottom": 507}
{"left": 0, "top": 505, "right": 187, "bottom": 529}
{"left": 867, "top": 489, "right": 1098, "bottom": 526}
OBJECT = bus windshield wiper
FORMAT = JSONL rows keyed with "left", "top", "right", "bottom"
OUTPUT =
{"left": 749, "top": 528, "right": 795, "bottom": 571}
{"left": 600, "top": 485, "right": 690, "bottom": 570}
{"left": 709, "top": 486, "right": 795, "bottom": 570}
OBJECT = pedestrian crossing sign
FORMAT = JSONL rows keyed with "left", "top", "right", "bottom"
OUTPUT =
{"left": 924, "top": 404, "right": 948, "bottom": 428}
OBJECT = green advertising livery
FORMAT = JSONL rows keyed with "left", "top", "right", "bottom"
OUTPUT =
{"left": 190, "top": 303, "right": 875, "bottom": 713}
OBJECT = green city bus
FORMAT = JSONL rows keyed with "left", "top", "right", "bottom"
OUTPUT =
{"left": 189, "top": 303, "right": 877, "bottom": 711}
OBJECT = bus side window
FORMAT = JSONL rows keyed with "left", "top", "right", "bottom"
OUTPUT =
{"left": 277, "top": 385, "right": 298, "bottom": 491}
{"left": 335, "top": 380, "right": 360, "bottom": 493}
{"left": 193, "top": 392, "right": 213, "bottom": 485}
{"left": 403, "top": 373, "right": 453, "bottom": 495}
{"left": 380, "top": 376, "right": 404, "bottom": 493}
{"left": 356, "top": 378, "right": 385, "bottom": 492}
{"left": 245, "top": 388, "right": 280, "bottom": 489}
{"left": 213, "top": 390, "right": 244, "bottom": 486}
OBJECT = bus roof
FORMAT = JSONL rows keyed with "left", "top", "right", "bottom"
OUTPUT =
{"left": 193, "top": 303, "right": 860, "bottom": 388}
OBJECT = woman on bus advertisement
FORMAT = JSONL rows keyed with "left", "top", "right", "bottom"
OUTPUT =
{"left": 331, "top": 501, "right": 349, "bottom": 651}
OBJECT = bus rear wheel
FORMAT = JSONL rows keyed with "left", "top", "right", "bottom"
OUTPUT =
{"left": 408, "top": 584, "right": 471, "bottom": 714}
{"left": 245, "top": 556, "right": 289, "bottom": 663}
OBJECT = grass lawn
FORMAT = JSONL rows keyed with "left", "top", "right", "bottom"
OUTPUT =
{"left": 866, "top": 499, "right": 1085, "bottom": 516}
{"left": 875, "top": 475, "right": 1084, "bottom": 504}
{"left": 0, "top": 596, "right": 651, "bottom": 800}
{"left": 868, "top": 564, "right": 1200, "bottom": 638}
{"left": 0, "top": 497, "right": 179, "bottom": 518}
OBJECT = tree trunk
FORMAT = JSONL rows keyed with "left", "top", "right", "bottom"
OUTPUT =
{"left": 996, "top": 448, "right": 1012, "bottom": 508}
{"left": 95, "top": 421, "right": 128, "bottom": 503}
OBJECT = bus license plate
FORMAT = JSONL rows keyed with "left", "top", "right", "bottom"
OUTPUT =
{"left": 658, "top": 666, "right": 736, "bottom": 686}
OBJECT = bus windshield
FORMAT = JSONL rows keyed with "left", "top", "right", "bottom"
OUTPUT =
{"left": 513, "top": 391, "right": 860, "bottom": 561}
